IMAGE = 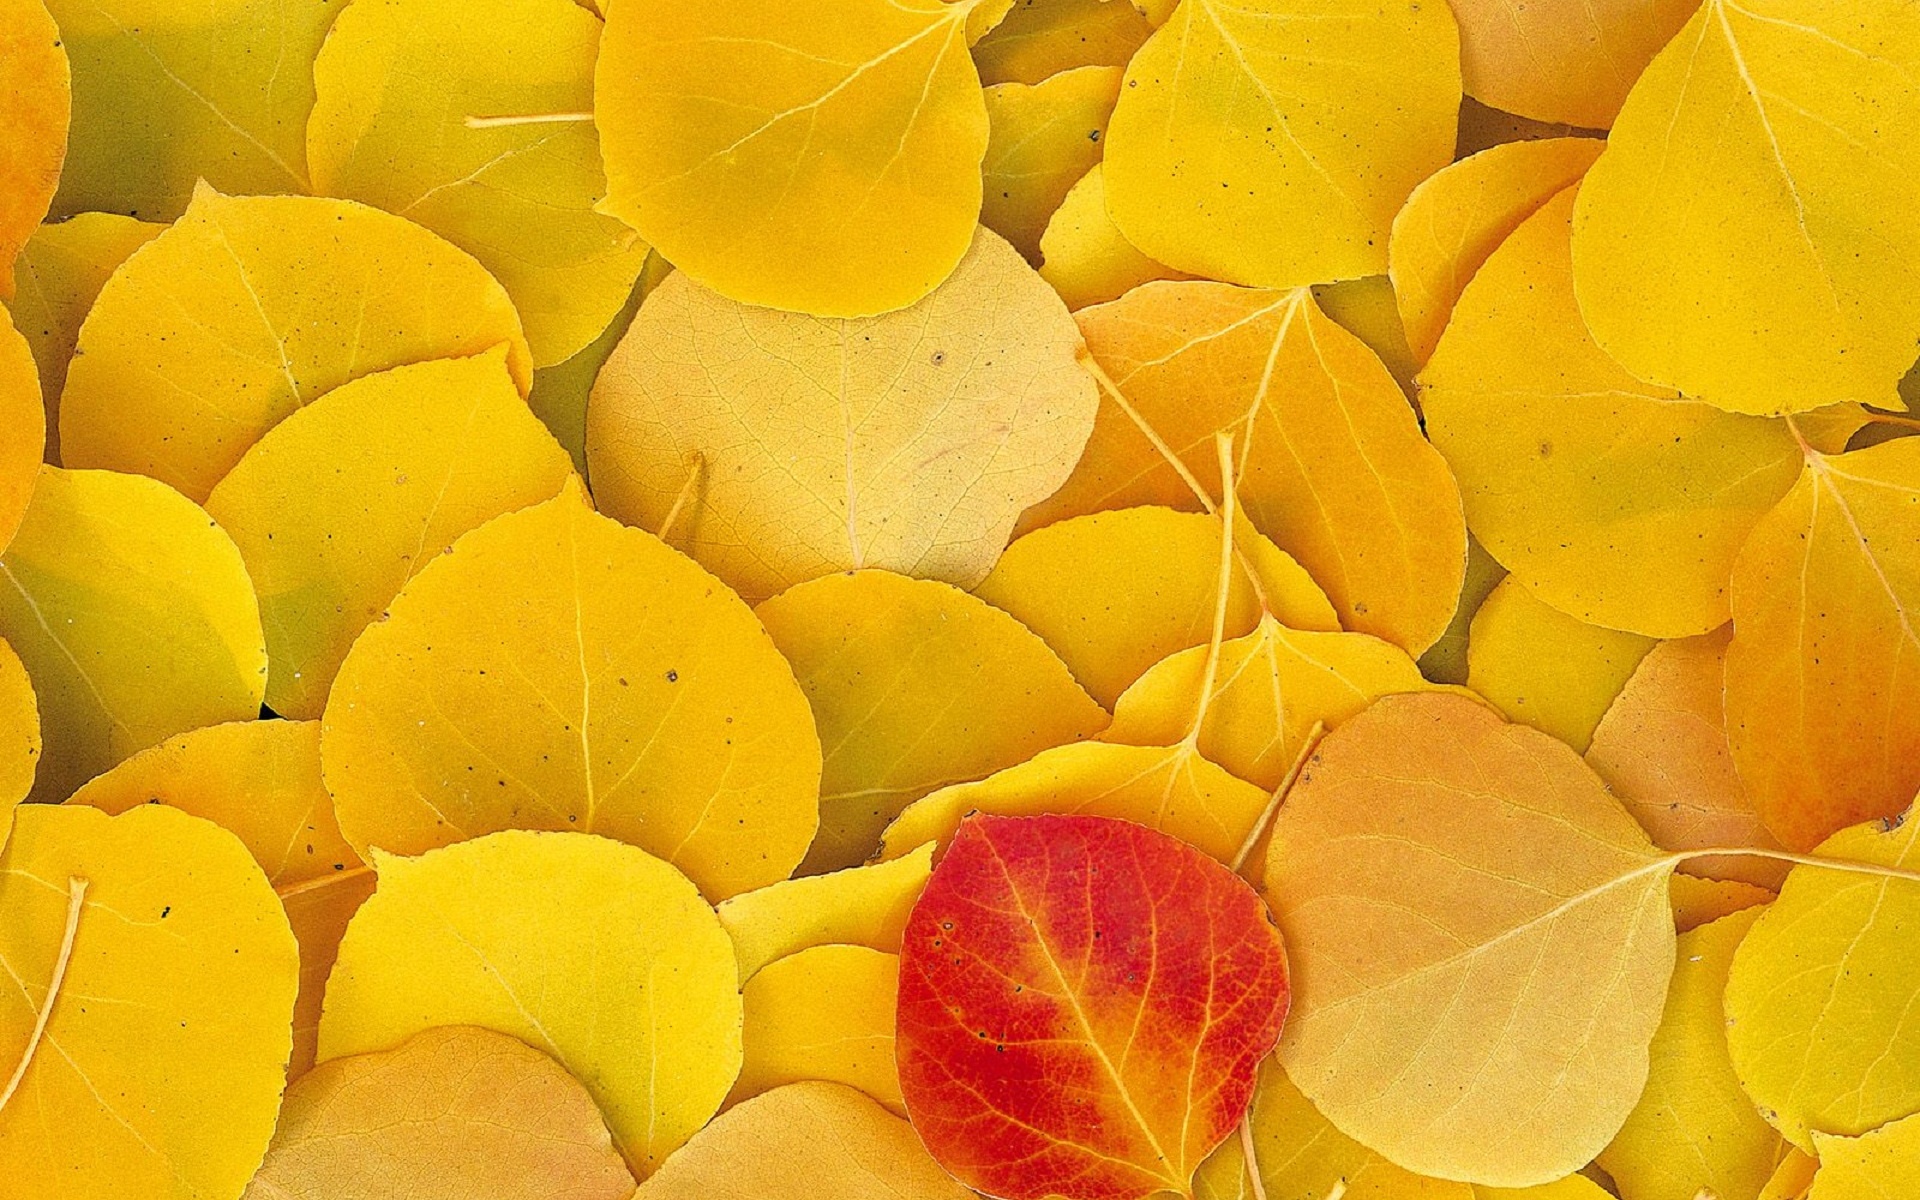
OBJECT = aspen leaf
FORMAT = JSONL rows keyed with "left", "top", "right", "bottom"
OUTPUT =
{"left": 1666, "top": 873, "right": 1774, "bottom": 933}
{"left": 1419, "top": 533, "right": 1508, "bottom": 687}
{"left": 972, "top": 0, "right": 1154, "bottom": 86}
{"left": 1422, "top": 188, "right": 1805, "bottom": 639}
{"left": 1569, "top": 0, "right": 1920, "bottom": 415}
{"left": 0, "top": 306, "right": 42, "bottom": 555}
{"left": 308, "top": 0, "right": 650, "bottom": 367}
{"left": 319, "top": 829, "right": 743, "bottom": 1175}
{"left": 1595, "top": 907, "right": 1786, "bottom": 1200}
{"left": 1806, "top": 1113, "right": 1920, "bottom": 1200}
{"left": 587, "top": 228, "right": 1098, "bottom": 602}
{"left": 1269, "top": 691, "right": 1678, "bottom": 1186}
{"left": 1465, "top": 577, "right": 1655, "bottom": 754}
{"left": 1102, "top": 0, "right": 1460, "bottom": 289}
{"left": 0, "top": 0, "right": 66, "bottom": 301}
{"left": 44, "top": 0, "right": 337, "bottom": 220}
{"left": 1446, "top": 0, "right": 1696, "bottom": 128}
{"left": 1036, "top": 164, "right": 1191, "bottom": 311}
{"left": 1723, "top": 806, "right": 1920, "bottom": 1151}
{"left": 64, "top": 719, "right": 367, "bottom": 1076}
{"left": 1106, "top": 614, "right": 1452, "bottom": 792}
{"left": 716, "top": 843, "right": 935, "bottom": 984}
{"left": 1311, "top": 274, "right": 1420, "bottom": 400}
{"left": 243, "top": 1025, "right": 636, "bottom": 1200}
{"left": 1724, "top": 438, "right": 1920, "bottom": 851}
{"left": 1760, "top": 1150, "right": 1819, "bottom": 1200}
{"left": 1586, "top": 629, "right": 1788, "bottom": 888}
{"left": 1029, "top": 282, "right": 1466, "bottom": 655}
{"left": 60, "top": 186, "right": 531, "bottom": 502}
{"left": 981, "top": 66, "right": 1121, "bottom": 264}
{"left": 0, "top": 465, "right": 267, "bottom": 803}
{"left": 730, "top": 944, "right": 902, "bottom": 1115}
{"left": 1388, "top": 138, "right": 1603, "bottom": 365}
{"left": 205, "top": 350, "right": 576, "bottom": 719}
{"left": 4, "top": 212, "right": 161, "bottom": 457}
{"left": 528, "top": 261, "right": 661, "bottom": 475}
{"left": 896, "top": 812, "right": 1290, "bottom": 1200}
{"left": 0, "top": 804, "right": 298, "bottom": 1199}
{"left": 594, "top": 0, "right": 990, "bottom": 317}
{"left": 321, "top": 484, "right": 821, "bottom": 902}
{"left": 757, "top": 570, "right": 1107, "bottom": 875}
{"left": 635, "top": 1081, "right": 977, "bottom": 1200}
{"left": 0, "top": 636, "right": 37, "bottom": 851}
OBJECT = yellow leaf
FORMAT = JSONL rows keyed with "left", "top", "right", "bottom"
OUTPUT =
{"left": 1423, "top": 187, "right": 1804, "bottom": 638}
{"left": 0, "top": 0, "right": 67, "bottom": 300}
{"left": 1195, "top": 1059, "right": 1475, "bottom": 1200}
{"left": 528, "top": 268, "right": 652, "bottom": 475}
{"left": 4, "top": 212, "right": 161, "bottom": 459}
{"left": 1102, "top": 0, "right": 1459, "bottom": 288}
{"left": 1570, "top": 0, "right": 1920, "bottom": 415}
{"left": 60, "top": 185, "right": 531, "bottom": 502}
{"left": 0, "top": 804, "right": 298, "bottom": 1198}
{"left": 1446, "top": 0, "right": 1696, "bottom": 128}
{"left": 730, "top": 945, "right": 902, "bottom": 1115}
{"left": 1596, "top": 908, "right": 1787, "bottom": 1200}
{"left": 879, "top": 739, "right": 1270, "bottom": 866}
{"left": 972, "top": 0, "right": 1153, "bottom": 86}
{"left": 1725, "top": 439, "right": 1920, "bottom": 851}
{"left": 44, "top": 0, "right": 338, "bottom": 220}
{"left": 588, "top": 228, "right": 1097, "bottom": 602}
{"left": 1466, "top": 577, "right": 1656, "bottom": 753}
{"left": 976, "top": 506, "right": 1336, "bottom": 707}
{"left": 717, "top": 844, "right": 934, "bottom": 984}
{"left": 0, "top": 635, "right": 33, "bottom": 850}
{"left": 1030, "top": 283, "right": 1465, "bottom": 655}
{"left": 205, "top": 351, "right": 575, "bottom": 719}
{"left": 1311, "top": 275, "right": 1420, "bottom": 400}
{"left": 758, "top": 570, "right": 1106, "bottom": 875}
{"left": 0, "top": 306, "right": 42, "bottom": 555}
{"left": 1807, "top": 1115, "right": 1920, "bottom": 1200}
{"left": 1586, "top": 629, "right": 1788, "bottom": 888}
{"left": 319, "top": 829, "right": 742, "bottom": 1175}
{"left": 0, "top": 465, "right": 266, "bottom": 802}
{"left": 243, "top": 1026, "right": 637, "bottom": 1200}
{"left": 1036, "top": 164, "right": 1192, "bottom": 311}
{"left": 308, "top": 0, "right": 651, "bottom": 367}
{"left": 1474, "top": 1180, "right": 1613, "bottom": 1200}
{"left": 1667, "top": 873, "right": 1774, "bottom": 934}
{"left": 1725, "top": 806, "right": 1920, "bottom": 1151}
{"left": 1759, "top": 1150, "right": 1819, "bottom": 1200}
{"left": 64, "top": 718, "right": 367, "bottom": 1076}
{"left": 1389, "top": 138, "right": 1603, "bottom": 365}
{"left": 322, "top": 483, "right": 820, "bottom": 901}
{"left": 981, "top": 66, "right": 1121, "bottom": 264}
{"left": 1270, "top": 691, "right": 1677, "bottom": 1186}
{"left": 595, "top": 0, "right": 987, "bottom": 316}
{"left": 1107, "top": 613, "right": 1450, "bottom": 791}
{"left": 636, "top": 1081, "right": 977, "bottom": 1200}
{"left": 1418, "top": 533, "right": 1508, "bottom": 687}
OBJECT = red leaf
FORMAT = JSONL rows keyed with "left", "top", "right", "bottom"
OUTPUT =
{"left": 896, "top": 813, "right": 1289, "bottom": 1200}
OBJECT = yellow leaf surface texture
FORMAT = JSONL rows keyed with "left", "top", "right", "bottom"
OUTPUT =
{"left": 0, "top": 0, "right": 66, "bottom": 301}
{"left": 0, "top": 306, "right": 43, "bottom": 555}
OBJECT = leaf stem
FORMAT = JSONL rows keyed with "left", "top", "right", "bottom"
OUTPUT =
{"left": 1862, "top": 410, "right": 1920, "bottom": 434}
{"left": 1668, "top": 845, "right": 1920, "bottom": 885}
{"left": 464, "top": 111, "right": 595, "bottom": 129}
{"left": 0, "top": 877, "right": 88, "bottom": 1115}
{"left": 1078, "top": 350, "right": 1220, "bottom": 515}
{"left": 1238, "top": 1114, "right": 1271, "bottom": 1200}
{"left": 657, "top": 453, "right": 706, "bottom": 544}
{"left": 274, "top": 864, "right": 375, "bottom": 901}
{"left": 1231, "top": 722, "right": 1325, "bottom": 876}
{"left": 1186, "top": 433, "right": 1239, "bottom": 748}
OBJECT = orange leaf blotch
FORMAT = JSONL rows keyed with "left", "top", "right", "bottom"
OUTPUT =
{"left": 896, "top": 813, "right": 1289, "bottom": 1200}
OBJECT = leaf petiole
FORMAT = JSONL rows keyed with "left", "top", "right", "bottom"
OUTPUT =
{"left": 0, "top": 876, "right": 88, "bottom": 1114}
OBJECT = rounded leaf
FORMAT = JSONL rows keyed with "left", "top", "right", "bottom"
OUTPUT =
{"left": 0, "top": 308, "right": 43, "bottom": 555}
{"left": 980, "top": 66, "right": 1122, "bottom": 263}
{"left": 0, "top": 637, "right": 35, "bottom": 849}
{"left": 1447, "top": 0, "right": 1695, "bottom": 127}
{"left": 0, "top": 0, "right": 67, "bottom": 300}
{"left": 1037, "top": 164, "right": 1192, "bottom": 311}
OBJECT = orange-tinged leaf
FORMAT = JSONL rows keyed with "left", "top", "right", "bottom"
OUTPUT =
{"left": 1465, "top": 577, "right": 1655, "bottom": 753}
{"left": 1388, "top": 138, "right": 1603, "bottom": 365}
{"left": 716, "top": 844, "right": 935, "bottom": 984}
{"left": 1759, "top": 1149, "right": 1819, "bottom": 1200}
{"left": 972, "top": 0, "right": 1154, "bottom": 85}
{"left": 0, "top": 804, "right": 298, "bottom": 1199}
{"left": 60, "top": 186, "right": 531, "bottom": 502}
{"left": 1036, "top": 164, "right": 1191, "bottom": 311}
{"left": 594, "top": 0, "right": 988, "bottom": 317}
{"left": 1030, "top": 283, "right": 1465, "bottom": 655}
{"left": 981, "top": 66, "right": 1121, "bottom": 264}
{"left": 757, "top": 570, "right": 1107, "bottom": 875}
{"left": 321, "top": 484, "right": 821, "bottom": 901}
{"left": 0, "top": 465, "right": 267, "bottom": 802}
{"left": 1102, "top": 0, "right": 1459, "bottom": 289}
{"left": 1586, "top": 628, "right": 1788, "bottom": 888}
{"left": 319, "top": 829, "right": 743, "bottom": 1176}
{"left": 243, "top": 1026, "right": 636, "bottom": 1200}
{"left": 587, "top": 228, "right": 1098, "bottom": 602}
{"left": 205, "top": 351, "right": 576, "bottom": 719}
{"left": 1269, "top": 691, "right": 1678, "bottom": 1186}
{"left": 1422, "top": 187, "right": 1804, "bottom": 639}
{"left": 1725, "top": 438, "right": 1920, "bottom": 850}
{"left": 0, "top": 307, "right": 43, "bottom": 554}
{"left": 634, "top": 1081, "right": 978, "bottom": 1200}
{"left": 1446, "top": 0, "right": 1696, "bottom": 128}
{"left": 897, "top": 812, "right": 1290, "bottom": 1200}
{"left": 1666, "top": 872, "right": 1774, "bottom": 933}
{"left": 0, "top": 636, "right": 34, "bottom": 849}
{"left": 64, "top": 719, "right": 367, "bottom": 1075}
{"left": 0, "top": 0, "right": 67, "bottom": 301}
{"left": 730, "top": 945, "right": 902, "bottom": 1115}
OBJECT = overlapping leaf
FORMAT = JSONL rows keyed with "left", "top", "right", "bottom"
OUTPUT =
{"left": 980, "top": 65, "right": 1121, "bottom": 263}
{"left": 972, "top": 0, "right": 1153, "bottom": 85}
{"left": 1445, "top": 0, "right": 1695, "bottom": 127}
{"left": 716, "top": 844, "right": 934, "bottom": 983}
{"left": 730, "top": 944, "right": 902, "bottom": 1114}
{"left": 0, "top": 307, "right": 42, "bottom": 554}
{"left": 1465, "top": 577, "right": 1655, "bottom": 752}
{"left": 1037, "top": 164, "right": 1191, "bottom": 310}
{"left": 0, "top": 0, "right": 67, "bottom": 299}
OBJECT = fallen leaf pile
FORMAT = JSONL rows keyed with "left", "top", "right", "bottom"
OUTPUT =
{"left": 1, "top": 0, "right": 1918, "bottom": 1197}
